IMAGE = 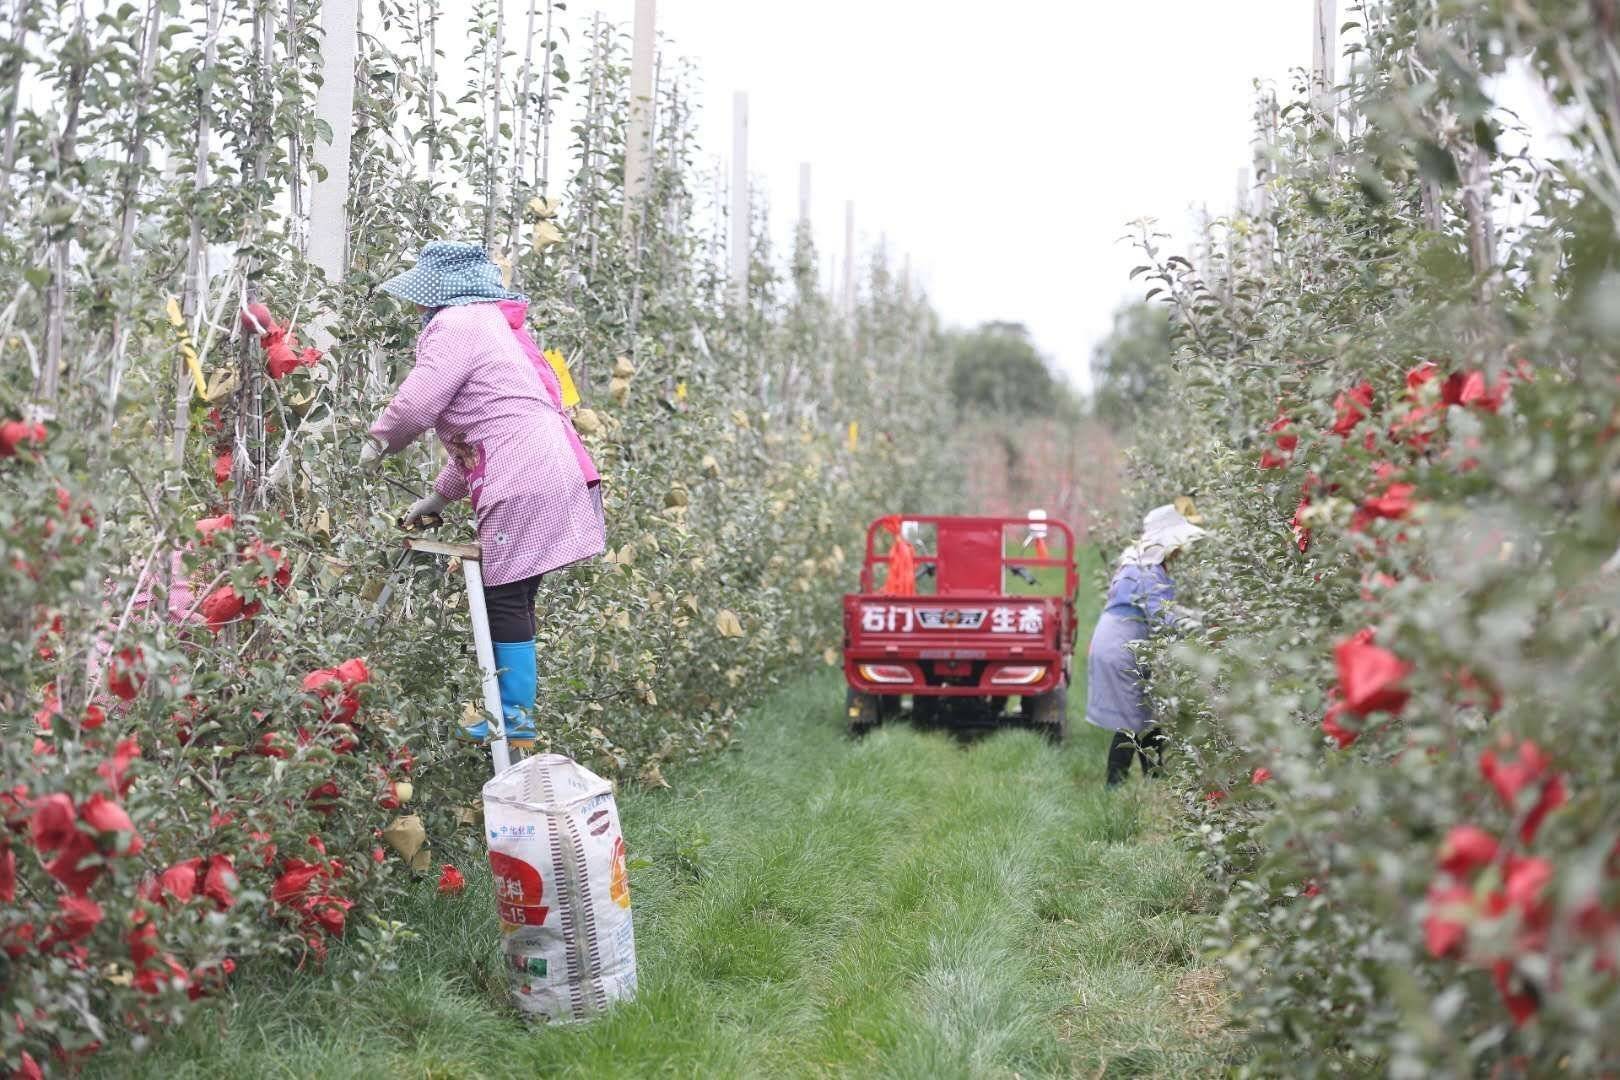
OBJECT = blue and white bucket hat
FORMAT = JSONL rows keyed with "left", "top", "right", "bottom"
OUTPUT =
{"left": 380, "top": 241, "right": 526, "bottom": 308}
{"left": 1118, "top": 505, "right": 1208, "bottom": 566}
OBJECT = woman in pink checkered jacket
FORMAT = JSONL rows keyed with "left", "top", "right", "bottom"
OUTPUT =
{"left": 360, "top": 242, "right": 605, "bottom": 741}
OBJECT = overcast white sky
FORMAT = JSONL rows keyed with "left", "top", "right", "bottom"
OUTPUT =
{"left": 569, "top": 0, "right": 1333, "bottom": 394}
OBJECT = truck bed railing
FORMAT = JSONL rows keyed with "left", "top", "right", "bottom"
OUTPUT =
{"left": 859, "top": 514, "right": 1078, "bottom": 599}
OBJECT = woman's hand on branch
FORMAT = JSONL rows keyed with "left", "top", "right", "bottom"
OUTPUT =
{"left": 358, "top": 433, "right": 387, "bottom": 472}
{"left": 402, "top": 491, "right": 448, "bottom": 529}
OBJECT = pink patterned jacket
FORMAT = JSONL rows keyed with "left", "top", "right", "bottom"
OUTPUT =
{"left": 369, "top": 301, "right": 605, "bottom": 586}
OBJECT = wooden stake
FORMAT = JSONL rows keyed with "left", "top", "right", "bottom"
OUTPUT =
{"left": 729, "top": 91, "right": 749, "bottom": 305}
{"left": 309, "top": 0, "right": 358, "bottom": 282}
{"left": 623, "top": 0, "right": 656, "bottom": 235}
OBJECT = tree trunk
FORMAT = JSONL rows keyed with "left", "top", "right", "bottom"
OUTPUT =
{"left": 1462, "top": 143, "right": 1495, "bottom": 298}
{"left": 0, "top": 0, "right": 34, "bottom": 197}
{"left": 40, "top": 2, "right": 87, "bottom": 404}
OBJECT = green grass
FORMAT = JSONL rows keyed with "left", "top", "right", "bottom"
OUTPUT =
{"left": 94, "top": 551, "right": 1224, "bottom": 1078}
{"left": 93, "top": 684, "right": 1223, "bottom": 1078}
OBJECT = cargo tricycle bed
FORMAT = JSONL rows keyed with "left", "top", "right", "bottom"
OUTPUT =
{"left": 841, "top": 513, "right": 1079, "bottom": 740}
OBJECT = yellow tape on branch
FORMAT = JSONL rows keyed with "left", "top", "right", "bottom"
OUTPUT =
{"left": 165, "top": 297, "right": 207, "bottom": 398}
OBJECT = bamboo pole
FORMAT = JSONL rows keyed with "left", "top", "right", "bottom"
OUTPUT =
{"left": 710, "top": 157, "right": 724, "bottom": 277}
{"left": 662, "top": 59, "right": 680, "bottom": 237}
{"left": 424, "top": 0, "right": 439, "bottom": 182}
{"left": 173, "top": 0, "right": 221, "bottom": 469}
{"left": 1460, "top": 30, "right": 1496, "bottom": 297}
{"left": 728, "top": 90, "right": 749, "bottom": 305}
{"left": 507, "top": 0, "right": 538, "bottom": 258}
{"left": 580, "top": 13, "right": 600, "bottom": 272}
{"left": 1251, "top": 90, "right": 1276, "bottom": 264}
{"left": 309, "top": 0, "right": 358, "bottom": 283}
{"left": 115, "top": 0, "right": 161, "bottom": 264}
{"left": 41, "top": 0, "right": 86, "bottom": 405}
{"left": 236, "top": 0, "right": 276, "bottom": 507}
{"left": 104, "top": 0, "right": 159, "bottom": 418}
{"left": 287, "top": 0, "right": 302, "bottom": 224}
{"left": 843, "top": 199, "right": 855, "bottom": 316}
{"left": 535, "top": 0, "right": 553, "bottom": 193}
{"left": 0, "top": 0, "right": 34, "bottom": 198}
{"left": 484, "top": 0, "right": 506, "bottom": 249}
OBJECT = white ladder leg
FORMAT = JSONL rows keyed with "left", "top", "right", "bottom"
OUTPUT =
{"left": 462, "top": 558, "right": 511, "bottom": 775}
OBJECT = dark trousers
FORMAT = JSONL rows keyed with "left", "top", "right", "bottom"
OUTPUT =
{"left": 484, "top": 574, "right": 542, "bottom": 642}
{"left": 1106, "top": 727, "right": 1167, "bottom": 786}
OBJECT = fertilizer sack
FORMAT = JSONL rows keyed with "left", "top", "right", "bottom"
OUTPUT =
{"left": 481, "top": 753, "right": 637, "bottom": 1022}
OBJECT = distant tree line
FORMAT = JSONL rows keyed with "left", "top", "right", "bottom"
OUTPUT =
{"left": 943, "top": 305, "right": 1173, "bottom": 431}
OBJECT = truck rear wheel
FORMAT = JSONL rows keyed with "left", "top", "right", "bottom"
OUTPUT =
{"left": 846, "top": 688, "right": 883, "bottom": 736}
{"left": 1026, "top": 684, "right": 1069, "bottom": 743}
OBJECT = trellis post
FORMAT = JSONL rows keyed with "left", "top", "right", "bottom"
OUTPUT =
{"left": 622, "top": 0, "right": 656, "bottom": 235}
{"left": 308, "top": 0, "right": 359, "bottom": 283}
{"left": 1311, "top": 0, "right": 1336, "bottom": 132}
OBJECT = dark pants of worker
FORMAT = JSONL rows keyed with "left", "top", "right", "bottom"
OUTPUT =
{"left": 484, "top": 574, "right": 542, "bottom": 642}
{"left": 1107, "top": 727, "right": 1167, "bottom": 786}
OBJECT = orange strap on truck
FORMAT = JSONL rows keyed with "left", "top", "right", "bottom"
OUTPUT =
{"left": 876, "top": 516, "right": 917, "bottom": 596}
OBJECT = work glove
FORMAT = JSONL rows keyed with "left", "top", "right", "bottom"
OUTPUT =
{"left": 358, "top": 433, "right": 387, "bottom": 472}
{"left": 402, "top": 491, "right": 448, "bottom": 530}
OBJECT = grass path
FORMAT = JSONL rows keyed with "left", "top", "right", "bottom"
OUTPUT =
{"left": 96, "top": 679, "right": 1224, "bottom": 1078}
{"left": 97, "top": 547, "right": 1228, "bottom": 1077}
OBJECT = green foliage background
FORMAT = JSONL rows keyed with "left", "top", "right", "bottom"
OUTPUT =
{"left": 1102, "top": 2, "right": 1620, "bottom": 1074}
{"left": 0, "top": 3, "right": 960, "bottom": 1069}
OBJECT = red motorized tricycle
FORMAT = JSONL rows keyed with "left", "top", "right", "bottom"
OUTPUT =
{"left": 842, "top": 513, "right": 1079, "bottom": 740}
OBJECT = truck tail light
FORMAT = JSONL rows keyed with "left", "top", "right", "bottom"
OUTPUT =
{"left": 990, "top": 665, "right": 1046, "bottom": 686}
{"left": 858, "top": 664, "right": 913, "bottom": 684}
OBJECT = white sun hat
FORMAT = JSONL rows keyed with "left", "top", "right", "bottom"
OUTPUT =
{"left": 1119, "top": 504, "right": 1208, "bottom": 566}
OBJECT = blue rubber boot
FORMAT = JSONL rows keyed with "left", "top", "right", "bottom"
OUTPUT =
{"left": 493, "top": 639, "right": 539, "bottom": 740}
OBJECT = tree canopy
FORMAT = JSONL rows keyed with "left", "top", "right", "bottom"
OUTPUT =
{"left": 1088, "top": 301, "right": 1174, "bottom": 426}
{"left": 946, "top": 322, "right": 1075, "bottom": 417}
